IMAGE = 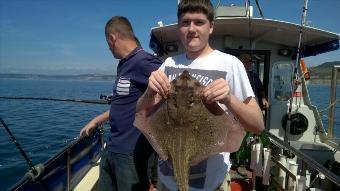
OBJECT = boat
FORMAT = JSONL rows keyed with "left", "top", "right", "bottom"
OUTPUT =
{"left": 149, "top": 2, "right": 340, "bottom": 190}
{"left": 7, "top": 126, "right": 103, "bottom": 191}
{"left": 7, "top": 1, "right": 340, "bottom": 190}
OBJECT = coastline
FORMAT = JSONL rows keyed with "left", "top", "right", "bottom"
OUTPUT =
{"left": 1, "top": 74, "right": 338, "bottom": 85}
{"left": 0, "top": 73, "right": 116, "bottom": 81}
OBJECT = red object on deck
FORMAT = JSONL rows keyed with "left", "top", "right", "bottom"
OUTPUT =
{"left": 230, "top": 179, "right": 252, "bottom": 191}
{"left": 293, "top": 91, "right": 302, "bottom": 97}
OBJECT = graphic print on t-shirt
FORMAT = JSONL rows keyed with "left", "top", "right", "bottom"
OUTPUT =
{"left": 116, "top": 77, "right": 130, "bottom": 95}
{"left": 165, "top": 67, "right": 226, "bottom": 87}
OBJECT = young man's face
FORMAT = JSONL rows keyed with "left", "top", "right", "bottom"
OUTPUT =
{"left": 178, "top": 12, "right": 213, "bottom": 55}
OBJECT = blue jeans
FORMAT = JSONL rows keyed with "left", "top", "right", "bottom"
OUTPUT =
{"left": 99, "top": 149, "right": 150, "bottom": 191}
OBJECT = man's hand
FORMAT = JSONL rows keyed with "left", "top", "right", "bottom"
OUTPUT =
{"left": 262, "top": 98, "right": 269, "bottom": 109}
{"left": 80, "top": 110, "right": 109, "bottom": 137}
{"left": 80, "top": 121, "right": 98, "bottom": 137}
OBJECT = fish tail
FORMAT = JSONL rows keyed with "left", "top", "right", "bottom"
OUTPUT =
{"left": 173, "top": 156, "right": 189, "bottom": 191}
{"left": 172, "top": 139, "right": 190, "bottom": 191}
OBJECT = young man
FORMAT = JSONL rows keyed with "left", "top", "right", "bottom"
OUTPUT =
{"left": 136, "top": 0, "right": 264, "bottom": 190}
{"left": 80, "top": 16, "right": 161, "bottom": 191}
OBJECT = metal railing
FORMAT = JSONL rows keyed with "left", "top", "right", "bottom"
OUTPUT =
{"left": 264, "top": 130, "right": 340, "bottom": 187}
{"left": 327, "top": 65, "right": 340, "bottom": 138}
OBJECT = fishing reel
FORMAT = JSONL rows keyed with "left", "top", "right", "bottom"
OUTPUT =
{"left": 281, "top": 112, "right": 308, "bottom": 135}
{"left": 24, "top": 163, "right": 45, "bottom": 181}
{"left": 100, "top": 94, "right": 113, "bottom": 104}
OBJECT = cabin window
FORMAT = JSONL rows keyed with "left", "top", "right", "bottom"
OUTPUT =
{"left": 271, "top": 61, "right": 292, "bottom": 102}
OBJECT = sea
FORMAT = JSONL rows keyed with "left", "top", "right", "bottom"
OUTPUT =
{"left": 0, "top": 78, "right": 339, "bottom": 190}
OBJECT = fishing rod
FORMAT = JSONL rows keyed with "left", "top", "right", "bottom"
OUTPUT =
{"left": 0, "top": 94, "right": 112, "bottom": 105}
{"left": 284, "top": 0, "right": 309, "bottom": 150}
{"left": 254, "top": 0, "right": 264, "bottom": 18}
{"left": 0, "top": 117, "right": 44, "bottom": 180}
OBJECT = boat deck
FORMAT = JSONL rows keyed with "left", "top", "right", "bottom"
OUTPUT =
{"left": 74, "top": 159, "right": 100, "bottom": 191}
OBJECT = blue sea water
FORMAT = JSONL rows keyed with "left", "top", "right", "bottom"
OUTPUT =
{"left": 308, "top": 84, "right": 340, "bottom": 132}
{"left": 0, "top": 78, "right": 112, "bottom": 190}
{"left": 0, "top": 79, "right": 339, "bottom": 190}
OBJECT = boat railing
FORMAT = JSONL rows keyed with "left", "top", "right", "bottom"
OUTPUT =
{"left": 9, "top": 126, "right": 104, "bottom": 191}
{"left": 327, "top": 65, "right": 340, "bottom": 139}
{"left": 67, "top": 125, "right": 104, "bottom": 190}
{"left": 319, "top": 65, "right": 340, "bottom": 149}
{"left": 263, "top": 130, "right": 340, "bottom": 190}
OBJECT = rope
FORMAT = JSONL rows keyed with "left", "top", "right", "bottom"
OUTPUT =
{"left": 318, "top": 99, "right": 340, "bottom": 114}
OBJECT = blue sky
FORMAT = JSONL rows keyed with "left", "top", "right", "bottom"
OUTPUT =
{"left": 0, "top": 0, "right": 339, "bottom": 75}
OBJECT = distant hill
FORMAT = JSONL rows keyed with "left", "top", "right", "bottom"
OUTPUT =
{"left": 0, "top": 73, "right": 116, "bottom": 81}
{"left": 1, "top": 61, "right": 339, "bottom": 83}
{"left": 309, "top": 61, "right": 340, "bottom": 82}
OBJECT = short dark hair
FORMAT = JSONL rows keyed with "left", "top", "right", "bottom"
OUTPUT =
{"left": 177, "top": 0, "right": 214, "bottom": 22}
{"left": 105, "top": 16, "right": 135, "bottom": 40}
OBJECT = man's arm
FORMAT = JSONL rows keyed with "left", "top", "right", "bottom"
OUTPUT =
{"left": 225, "top": 95, "right": 264, "bottom": 134}
{"left": 80, "top": 110, "right": 110, "bottom": 136}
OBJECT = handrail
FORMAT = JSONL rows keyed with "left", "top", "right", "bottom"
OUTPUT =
{"left": 327, "top": 65, "right": 340, "bottom": 138}
{"left": 271, "top": 157, "right": 296, "bottom": 181}
{"left": 264, "top": 130, "right": 340, "bottom": 187}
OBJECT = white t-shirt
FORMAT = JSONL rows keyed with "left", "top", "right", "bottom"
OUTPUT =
{"left": 158, "top": 50, "right": 255, "bottom": 191}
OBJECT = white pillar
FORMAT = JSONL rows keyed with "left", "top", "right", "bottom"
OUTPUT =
{"left": 278, "top": 154, "right": 287, "bottom": 189}
{"left": 288, "top": 160, "right": 298, "bottom": 191}
{"left": 296, "top": 175, "right": 306, "bottom": 191}
{"left": 255, "top": 143, "right": 262, "bottom": 176}
{"left": 262, "top": 148, "right": 271, "bottom": 185}
{"left": 250, "top": 143, "right": 256, "bottom": 170}
{"left": 305, "top": 170, "right": 311, "bottom": 188}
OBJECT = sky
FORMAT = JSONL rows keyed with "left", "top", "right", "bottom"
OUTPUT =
{"left": 0, "top": 0, "right": 339, "bottom": 75}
